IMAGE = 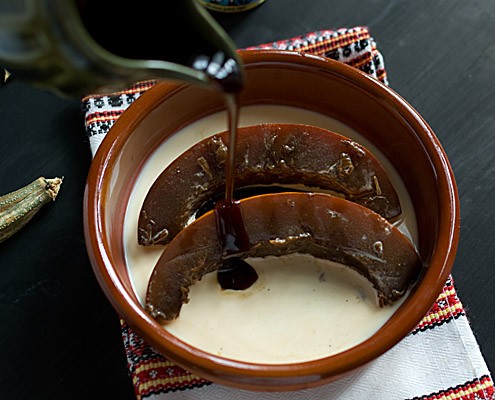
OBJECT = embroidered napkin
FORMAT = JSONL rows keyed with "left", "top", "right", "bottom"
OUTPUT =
{"left": 82, "top": 27, "right": 495, "bottom": 400}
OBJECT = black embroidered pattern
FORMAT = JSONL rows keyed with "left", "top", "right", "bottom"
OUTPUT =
{"left": 406, "top": 375, "right": 495, "bottom": 400}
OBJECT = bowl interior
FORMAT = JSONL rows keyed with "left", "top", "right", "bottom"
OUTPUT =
{"left": 84, "top": 50, "right": 459, "bottom": 390}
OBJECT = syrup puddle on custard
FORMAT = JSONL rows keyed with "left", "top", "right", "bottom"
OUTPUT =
{"left": 123, "top": 105, "right": 418, "bottom": 364}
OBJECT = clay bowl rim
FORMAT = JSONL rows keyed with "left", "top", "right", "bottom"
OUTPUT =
{"left": 84, "top": 49, "right": 460, "bottom": 388}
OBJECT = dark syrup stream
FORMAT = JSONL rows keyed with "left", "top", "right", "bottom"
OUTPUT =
{"left": 214, "top": 93, "right": 258, "bottom": 290}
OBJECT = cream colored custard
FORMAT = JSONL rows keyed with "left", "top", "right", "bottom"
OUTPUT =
{"left": 123, "top": 105, "right": 418, "bottom": 364}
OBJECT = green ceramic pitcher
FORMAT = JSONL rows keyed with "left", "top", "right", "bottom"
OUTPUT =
{"left": 0, "top": 0, "right": 243, "bottom": 98}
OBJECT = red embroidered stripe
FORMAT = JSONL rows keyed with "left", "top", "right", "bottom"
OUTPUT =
{"left": 120, "top": 320, "right": 210, "bottom": 400}
{"left": 408, "top": 375, "right": 495, "bottom": 400}
{"left": 317, "top": 30, "right": 370, "bottom": 53}
{"left": 412, "top": 276, "right": 465, "bottom": 334}
{"left": 248, "top": 28, "right": 370, "bottom": 55}
{"left": 132, "top": 360, "right": 210, "bottom": 399}
{"left": 81, "top": 79, "right": 157, "bottom": 101}
{"left": 85, "top": 109, "right": 126, "bottom": 126}
{"left": 245, "top": 27, "right": 387, "bottom": 85}
{"left": 345, "top": 51, "right": 375, "bottom": 69}
{"left": 376, "top": 67, "right": 388, "bottom": 83}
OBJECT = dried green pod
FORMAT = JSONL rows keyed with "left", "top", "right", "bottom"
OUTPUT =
{"left": 0, "top": 178, "right": 46, "bottom": 212}
{"left": 0, "top": 177, "right": 63, "bottom": 243}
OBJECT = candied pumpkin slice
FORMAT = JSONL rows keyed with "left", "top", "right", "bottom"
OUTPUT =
{"left": 138, "top": 123, "right": 402, "bottom": 246}
{"left": 145, "top": 192, "right": 422, "bottom": 322}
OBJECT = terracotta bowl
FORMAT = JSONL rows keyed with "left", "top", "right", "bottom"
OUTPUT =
{"left": 83, "top": 50, "right": 459, "bottom": 391}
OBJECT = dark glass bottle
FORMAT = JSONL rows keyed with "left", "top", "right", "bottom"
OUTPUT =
{"left": 0, "top": 0, "right": 244, "bottom": 97}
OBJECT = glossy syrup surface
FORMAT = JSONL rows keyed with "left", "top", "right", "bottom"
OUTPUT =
{"left": 215, "top": 93, "right": 259, "bottom": 290}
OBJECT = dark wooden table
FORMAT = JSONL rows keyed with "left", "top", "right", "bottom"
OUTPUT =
{"left": 1, "top": 1, "right": 494, "bottom": 398}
